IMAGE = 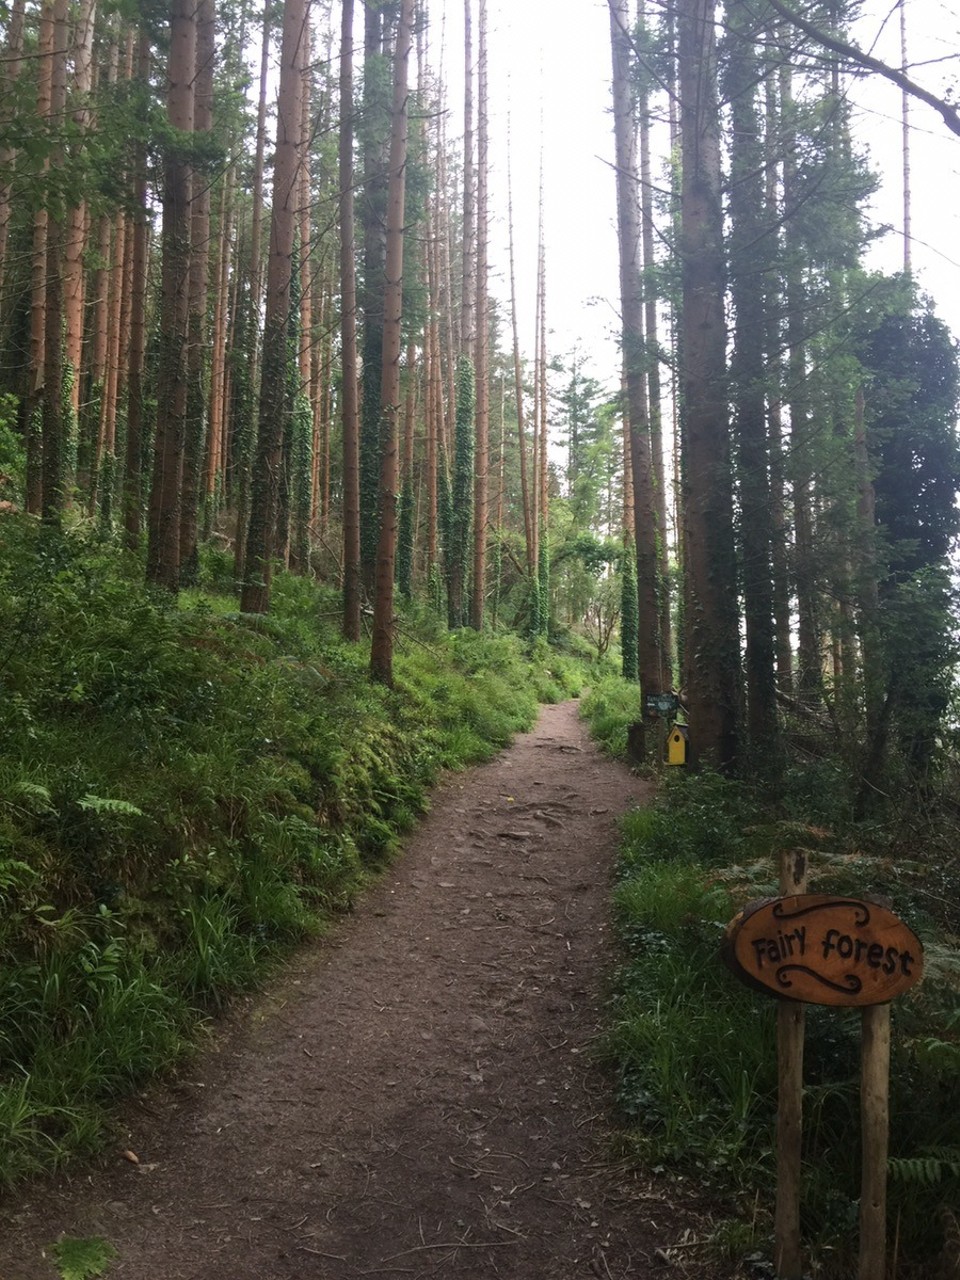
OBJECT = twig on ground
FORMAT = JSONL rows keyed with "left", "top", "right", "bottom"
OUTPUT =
{"left": 378, "top": 1240, "right": 519, "bottom": 1262}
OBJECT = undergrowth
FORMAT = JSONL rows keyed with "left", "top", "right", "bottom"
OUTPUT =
{"left": 580, "top": 677, "right": 960, "bottom": 1278}
{"left": 0, "top": 519, "right": 585, "bottom": 1188}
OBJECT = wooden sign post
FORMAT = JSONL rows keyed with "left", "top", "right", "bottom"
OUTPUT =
{"left": 724, "top": 872, "right": 923, "bottom": 1280}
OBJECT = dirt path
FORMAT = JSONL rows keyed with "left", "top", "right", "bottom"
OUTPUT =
{"left": 2, "top": 701, "right": 730, "bottom": 1280}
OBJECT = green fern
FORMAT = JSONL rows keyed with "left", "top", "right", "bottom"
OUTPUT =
{"left": 7, "top": 780, "right": 55, "bottom": 814}
{"left": 77, "top": 795, "right": 144, "bottom": 818}
{"left": 0, "top": 858, "right": 38, "bottom": 893}
{"left": 918, "top": 942, "right": 960, "bottom": 989}
{"left": 51, "top": 1236, "right": 117, "bottom": 1280}
{"left": 889, "top": 1149, "right": 960, "bottom": 1186}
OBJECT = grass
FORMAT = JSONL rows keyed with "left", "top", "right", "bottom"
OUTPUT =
{"left": 580, "top": 676, "right": 960, "bottom": 1277}
{"left": 0, "top": 517, "right": 589, "bottom": 1188}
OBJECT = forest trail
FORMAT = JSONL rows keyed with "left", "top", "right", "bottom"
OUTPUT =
{"left": 1, "top": 701, "right": 728, "bottom": 1280}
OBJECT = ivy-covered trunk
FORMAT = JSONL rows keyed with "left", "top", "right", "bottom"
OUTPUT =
{"left": 445, "top": 356, "right": 475, "bottom": 629}
{"left": 239, "top": 0, "right": 305, "bottom": 614}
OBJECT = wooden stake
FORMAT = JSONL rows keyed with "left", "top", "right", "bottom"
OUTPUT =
{"left": 859, "top": 1003, "right": 891, "bottom": 1280}
{"left": 775, "top": 848, "right": 807, "bottom": 1280}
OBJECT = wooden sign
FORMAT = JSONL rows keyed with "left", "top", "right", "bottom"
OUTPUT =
{"left": 724, "top": 894, "right": 923, "bottom": 1007}
{"left": 644, "top": 691, "right": 678, "bottom": 716}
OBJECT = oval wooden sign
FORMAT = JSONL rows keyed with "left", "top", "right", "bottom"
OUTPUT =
{"left": 724, "top": 894, "right": 923, "bottom": 1007}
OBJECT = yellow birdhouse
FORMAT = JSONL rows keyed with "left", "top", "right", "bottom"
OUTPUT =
{"left": 666, "top": 724, "right": 689, "bottom": 766}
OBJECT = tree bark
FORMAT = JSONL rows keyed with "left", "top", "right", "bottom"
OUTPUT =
{"left": 781, "top": 64, "right": 821, "bottom": 702}
{"left": 359, "top": 2, "right": 391, "bottom": 592}
{"left": 609, "top": 0, "right": 664, "bottom": 700}
{"left": 41, "top": 0, "right": 69, "bottom": 524}
{"left": 178, "top": 0, "right": 215, "bottom": 582}
{"left": 678, "top": 0, "right": 740, "bottom": 769}
{"left": 62, "top": 0, "right": 97, "bottom": 432}
{"left": 0, "top": 0, "right": 26, "bottom": 295}
{"left": 25, "top": 1, "right": 54, "bottom": 515}
{"left": 470, "top": 0, "right": 489, "bottom": 630}
{"left": 638, "top": 0, "right": 672, "bottom": 676}
{"left": 123, "top": 30, "right": 151, "bottom": 548}
{"left": 239, "top": 0, "right": 306, "bottom": 614}
{"left": 370, "top": 0, "right": 414, "bottom": 684}
{"left": 507, "top": 143, "right": 535, "bottom": 580}
{"left": 340, "top": 0, "right": 362, "bottom": 640}
{"left": 726, "top": 0, "right": 779, "bottom": 763}
{"left": 459, "top": 0, "right": 476, "bottom": 364}
{"left": 146, "top": 0, "right": 196, "bottom": 589}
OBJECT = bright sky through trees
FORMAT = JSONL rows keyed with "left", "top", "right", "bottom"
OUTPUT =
{"left": 432, "top": 0, "right": 960, "bottom": 384}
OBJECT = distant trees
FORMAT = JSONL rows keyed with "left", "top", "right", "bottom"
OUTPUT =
{"left": 603, "top": 0, "right": 959, "bottom": 795}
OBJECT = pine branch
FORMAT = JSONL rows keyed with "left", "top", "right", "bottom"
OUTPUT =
{"left": 766, "top": 0, "right": 960, "bottom": 138}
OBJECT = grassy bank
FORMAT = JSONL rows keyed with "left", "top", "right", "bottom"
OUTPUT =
{"left": 0, "top": 518, "right": 589, "bottom": 1188}
{"left": 580, "top": 678, "right": 960, "bottom": 1278}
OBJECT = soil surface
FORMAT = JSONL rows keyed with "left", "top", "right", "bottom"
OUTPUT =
{"left": 1, "top": 701, "right": 736, "bottom": 1280}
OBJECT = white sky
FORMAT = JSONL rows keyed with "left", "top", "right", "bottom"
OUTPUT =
{"left": 429, "top": 0, "right": 960, "bottom": 389}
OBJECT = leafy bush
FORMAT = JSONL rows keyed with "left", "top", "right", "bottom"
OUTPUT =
{"left": 0, "top": 516, "right": 579, "bottom": 1187}
{"left": 579, "top": 676, "right": 641, "bottom": 757}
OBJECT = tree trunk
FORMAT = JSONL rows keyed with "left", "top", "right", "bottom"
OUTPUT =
{"left": 204, "top": 165, "right": 234, "bottom": 534}
{"left": 359, "top": 3, "right": 391, "bottom": 592}
{"left": 41, "top": 0, "right": 70, "bottom": 524}
{"left": 726, "top": 0, "right": 778, "bottom": 763}
{"left": 340, "top": 0, "right": 362, "bottom": 640}
{"left": 370, "top": 0, "right": 414, "bottom": 685}
{"left": 638, "top": 0, "right": 672, "bottom": 676}
{"left": 25, "top": 2, "right": 55, "bottom": 515}
{"left": 782, "top": 64, "right": 821, "bottom": 703}
{"left": 239, "top": 0, "right": 305, "bottom": 613}
{"left": 470, "top": 0, "right": 489, "bottom": 630}
{"left": 62, "top": 0, "right": 97, "bottom": 433}
{"left": 765, "top": 58, "right": 793, "bottom": 694}
{"left": 460, "top": 0, "right": 476, "bottom": 364}
{"left": 0, "top": 0, "right": 26, "bottom": 294}
{"left": 609, "top": 0, "right": 664, "bottom": 700}
{"left": 123, "top": 30, "right": 151, "bottom": 548}
{"left": 178, "top": 0, "right": 215, "bottom": 583}
{"left": 247, "top": 3, "right": 271, "bottom": 373}
{"left": 94, "top": 196, "right": 129, "bottom": 520}
{"left": 145, "top": 0, "right": 196, "bottom": 590}
{"left": 678, "top": 0, "right": 740, "bottom": 769}
{"left": 424, "top": 185, "right": 441, "bottom": 575}
{"left": 507, "top": 144, "right": 535, "bottom": 581}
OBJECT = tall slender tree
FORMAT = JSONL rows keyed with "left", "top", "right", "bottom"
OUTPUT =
{"left": 239, "top": 0, "right": 306, "bottom": 613}
{"left": 608, "top": 0, "right": 664, "bottom": 704}
{"left": 370, "top": 0, "right": 415, "bottom": 684}
{"left": 40, "top": 0, "right": 69, "bottom": 524}
{"left": 678, "top": 0, "right": 740, "bottom": 768}
{"left": 179, "top": 0, "right": 216, "bottom": 582}
{"left": 470, "top": 0, "right": 489, "bottom": 630}
{"left": 122, "top": 31, "right": 152, "bottom": 549}
{"left": 340, "top": 0, "right": 362, "bottom": 641}
{"left": 724, "top": 0, "right": 779, "bottom": 763}
{"left": 146, "top": 0, "right": 197, "bottom": 589}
